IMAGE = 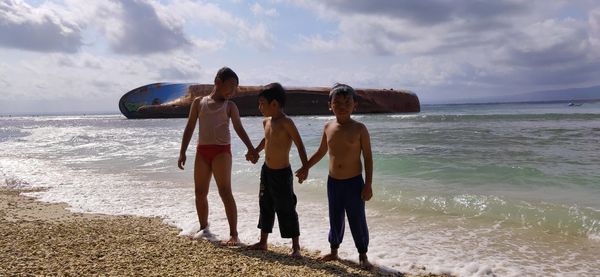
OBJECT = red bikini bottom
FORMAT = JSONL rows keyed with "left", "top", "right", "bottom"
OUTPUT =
{"left": 196, "top": 144, "right": 231, "bottom": 164}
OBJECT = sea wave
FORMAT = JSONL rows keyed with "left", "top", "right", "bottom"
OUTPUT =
{"left": 377, "top": 190, "right": 600, "bottom": 240}
{"left": 391, "top": 113, "right": 600, "bottom": 123}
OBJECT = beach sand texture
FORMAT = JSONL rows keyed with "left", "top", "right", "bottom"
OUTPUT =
{"left": 0, "top": 189, "right": 448, "bottom": 277}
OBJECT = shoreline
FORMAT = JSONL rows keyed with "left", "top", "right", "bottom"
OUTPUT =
{"left": 0, "top": 188, "right": 448, "bottom": 276}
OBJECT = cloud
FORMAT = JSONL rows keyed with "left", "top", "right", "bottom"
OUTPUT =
{"left": 0, "top": 0, "right": 83, "bottom": 53}
{"left": 251, "top": 2, "right": 278, "bottom": 17}
{"left": 312, "top": 0, "right": 524, "bottom": 26}
{"left": 152, "top": 0, "right": 275, "bottom": 50}
{"left": 589, "top": 7, "right": 600, "bottom": 47}
{"left": 289, "top": 0, "right": 600, "bottom": 95}
{"left": 495, "top": 19, "right": 589, "bottom": 67}
{"left": 0, "top": 50, "right": 204, "bottom": 105}
{"left": 291, "top": 0, "right": 532, "bottom": 56}
{"left": 95, "top": 0, "right": 191, "bottom": 55}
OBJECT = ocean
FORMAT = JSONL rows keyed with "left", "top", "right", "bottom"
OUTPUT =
{"left": 1, "top": 101, "right": 599, "bottom": 276}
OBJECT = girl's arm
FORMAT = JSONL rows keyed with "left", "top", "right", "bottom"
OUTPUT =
{"left": 229, "top": 101, "right": 255, "bottom": 151}
{"left": 178, "top": 97, "right": 200, "bottom": 170}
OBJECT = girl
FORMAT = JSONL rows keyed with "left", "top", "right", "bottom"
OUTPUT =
{"left": 178, "top": 67, "right": 256, "bottom": 245}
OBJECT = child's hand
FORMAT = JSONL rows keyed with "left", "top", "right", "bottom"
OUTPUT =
{"left": 295, "top": 167, "right": 308, "bottom": 183}
{"left": 245, "top": 149, "right": 259, "bottom": 164}
{"left": 361, "top": 185, "right": 373, "bottom": 201}
{"left": 178, "top": 154, "right": 186, "bottom": 170}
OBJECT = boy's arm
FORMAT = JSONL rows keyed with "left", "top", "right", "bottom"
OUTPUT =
{"left": 178, "top": 97, "right": 200, "bottom": 170}
{"left": 295, "top": 124, "right": 328, "bottom": 182}
{"left": 229, "top": 102, "right": 255, "bottom": 151}
{"left": 360, "top": 124, "right": 373, "bottom": 201}
{"left": 305, "top": 124, "right": 329, "bottom": 168}
{"left": 256, "top": 138, "right": 265, "bottom": 153}
{"left": 246, "top": 138, "right": 263, "bottom": 164}
{"left": 284, "top": 118, "right": 308, "bottom": 166}
{"left": 255, "top": 119, "right": 266, "bottom": 153}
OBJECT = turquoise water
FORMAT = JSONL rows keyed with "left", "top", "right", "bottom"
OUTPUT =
{"left": 1, "top": 101, "right": 599, "bottom": 276}
{"left": 366, "top": 103, "right": 600, "bottom": 237}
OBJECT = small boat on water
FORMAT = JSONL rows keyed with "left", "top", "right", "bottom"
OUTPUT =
{"left": 568, "top": 102, "right": 583, "bottom": 107}
{"left": 119, "top": 83, "right": 420, "bottom": 119}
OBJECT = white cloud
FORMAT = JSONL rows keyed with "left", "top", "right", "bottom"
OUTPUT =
{"left": 93, "top": 0, "right": 191, "bottom": 55}
{"left": 0, "top": 0, "right": 83, "bottom": 52}
{"left": 160, "top": 0, "right": 275, "bottom": 50}
{"left": 589, "top": 8, "right": 600, "bottom": 48}
{"left": 251, "top": 2, "right": 278, "bottom": 17}
{"left": 3, "top": 0, "right": 600, "bottom": 113}
{"left": 0, "top": 49, "right": 205, "bottom": 104}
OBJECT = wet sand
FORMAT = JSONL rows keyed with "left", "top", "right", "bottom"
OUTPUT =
{"left": 0, "top": 188, "right": 449, "bottom": 276}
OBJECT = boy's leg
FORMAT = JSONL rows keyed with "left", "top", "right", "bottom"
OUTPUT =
{"left": 249, "top": 165, "right": 275, "bottom": 250}
{"left": 359, "top": 253, "right": 373, "bottom": 270}
{"left": 320, "top": 176, "right": 345, "bottom": 261}
{"left": 345, "top": 176, "right": 372, "bottom": 270}
{"left": 258, "top": 165, "right": 276, "bottom": 234}
{"left": 270, "top": 167, "right": 301, "bottom": 257}
{"left": 273, "top": 168, "right": 300, "bottom": 239}
{"left": 211, "top": 153, "right": 239, "bottom": 245}
{"left": 345, "top": 176, "right": 369, "bottom": 255}
{"left": 291, "top": 236, "right": 301, "bottom": 258}
{"left": 194, "top": 153, "right": 212, "bottom": 230}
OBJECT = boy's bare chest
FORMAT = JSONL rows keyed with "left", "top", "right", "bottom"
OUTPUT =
{"left": 326, "top": 127, "right": 359, "bottom": 148}
{"left": 264, "top": 122, "right": 289, "bottom": 141}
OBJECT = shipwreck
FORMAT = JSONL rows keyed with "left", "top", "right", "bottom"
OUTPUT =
{"left": 119, "top": 83, "right": 420, "bottom": 119}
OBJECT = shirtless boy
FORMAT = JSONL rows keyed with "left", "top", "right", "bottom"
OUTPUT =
{"left": 296, "top": 83, "right": 374, "bottom": 269}
{"left": 247, "top": 83, "right": 308, "bottom": 257}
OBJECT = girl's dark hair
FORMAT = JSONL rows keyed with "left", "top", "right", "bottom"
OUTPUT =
{"left": 258, "top": 82, "right": 286, "bottom": 107}
{"left": 214, "top": 67, "right": 239, "bottom": 83}
{"left": 329, "top": 83, "right": 356, "bottom": 101}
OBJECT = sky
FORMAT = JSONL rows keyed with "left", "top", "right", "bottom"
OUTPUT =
{"left": 1, "top": 0, "right": 600, "bottom": 114}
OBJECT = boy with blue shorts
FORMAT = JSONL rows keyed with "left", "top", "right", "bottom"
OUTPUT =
{"left": 296, "top": 83, "right": 374, "bottom": 270}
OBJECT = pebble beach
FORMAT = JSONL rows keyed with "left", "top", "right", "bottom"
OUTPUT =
{"left": 0, "top": 188, "right": 449, "bottom": 276}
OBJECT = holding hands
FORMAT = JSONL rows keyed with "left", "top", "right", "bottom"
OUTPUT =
{"left": 245, "top": 148, "right": 259, "bottom": 164}
{"left": 295, "top": 166, "right": 308, "bottom": 184}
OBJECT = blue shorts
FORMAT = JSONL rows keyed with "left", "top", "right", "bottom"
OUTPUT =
{"left": 327, "top": 175, "right": 369, "bottom": 253}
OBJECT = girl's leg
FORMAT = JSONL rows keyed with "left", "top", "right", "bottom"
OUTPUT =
{"left": 211, "top": 153, "right": 239, "bottom": 244}
{"left": 194, "top": 154, "right": 212, "bottom": 230}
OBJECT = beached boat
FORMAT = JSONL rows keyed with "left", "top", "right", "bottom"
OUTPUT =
{"left": 119, "top": 83, "right": 420, "bottom": 119}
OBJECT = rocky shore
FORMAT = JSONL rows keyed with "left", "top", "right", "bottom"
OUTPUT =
{"left": 0, "top": 188, "right": 448, "bottom": 276}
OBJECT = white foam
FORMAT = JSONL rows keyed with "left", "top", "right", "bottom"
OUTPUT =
{"left": 389, "top": 114, "right": 423, "bottom": 119}
{"left": 3, "top": 115, "right": 600, "bottom": 276}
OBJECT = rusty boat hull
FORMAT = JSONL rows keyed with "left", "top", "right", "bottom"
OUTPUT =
{"left": 119, "top": 83, "right": 420, "bottom": 119}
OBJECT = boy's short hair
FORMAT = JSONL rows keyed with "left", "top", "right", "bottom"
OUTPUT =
{"left": 215, "top": 67, "right": 239, "bottom": 83}
{"left": 259, "top": 82, "right": 286, "bottom": 107}
{"left": 329, "top": 83, "right": 357, "bottom": 101}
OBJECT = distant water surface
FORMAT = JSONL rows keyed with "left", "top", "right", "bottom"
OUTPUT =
{"left": 1, "top": 101, "right": 599, "bottom": 276}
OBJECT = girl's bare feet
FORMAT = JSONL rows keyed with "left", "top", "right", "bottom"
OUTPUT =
{"left": 220, "top": 235, "right": 241, "bottom": 246}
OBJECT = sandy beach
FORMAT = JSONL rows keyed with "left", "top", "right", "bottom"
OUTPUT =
{"left": 0, "top": 188, "right": 448, "bottom": 276}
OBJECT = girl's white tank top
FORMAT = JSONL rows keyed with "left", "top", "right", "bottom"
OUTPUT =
{"left": 198, "top": 97, "right": 231, "bottom": 145}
